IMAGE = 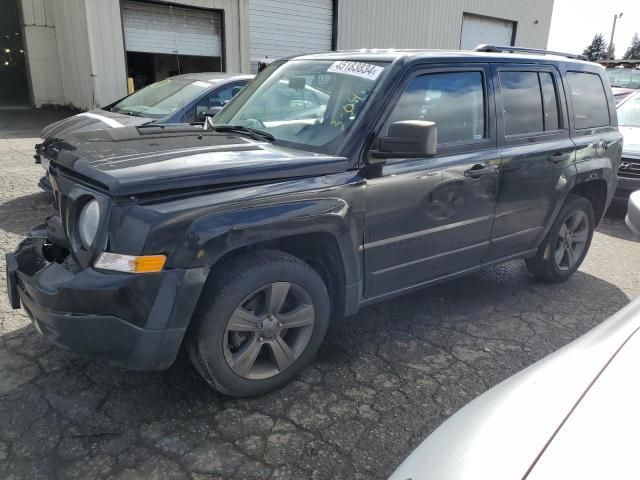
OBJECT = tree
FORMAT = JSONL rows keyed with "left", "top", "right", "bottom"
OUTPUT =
{"left": 624, "top": 33, "right": 640, "bottom": 60}
{"left": 582, "top": 34, "right": 608, "bottom": 61}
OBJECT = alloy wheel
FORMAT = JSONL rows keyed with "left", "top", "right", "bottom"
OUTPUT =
{"left": 223, "top": 282, "right": 315, "bottom": 380}
{"left": 554, "top": 209, "right": 589, "bottom": 271}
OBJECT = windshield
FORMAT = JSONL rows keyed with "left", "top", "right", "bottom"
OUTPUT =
{"left": 213, "top": 59, "right": 389, "bottom": 154}
{"left": 606, "top": 69, "right": 640, "bottom": 89}
{"left": 111, "top": 78, "right": 212, "bottom": 118}
{"left": 618, "top": 93, "right": 640, "bottom": 127}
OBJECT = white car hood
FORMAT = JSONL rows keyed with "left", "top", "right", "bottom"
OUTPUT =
{"left": 527, "top": 328, "right": 640, "bottom": 479}
{"left": 389, "top": 298, "right": 640, "bottom": 480}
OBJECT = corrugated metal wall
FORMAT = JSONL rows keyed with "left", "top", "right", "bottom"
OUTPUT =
{"left": 336, "top": 0, "right": 553, "bottom": 50}
{"left": 21, "top": 0, "right": 64, "bottom": 106}
{"left": 21, "top": 0, "right": 248, "bottom": 110}
{"left": 248, "top": 0, "right": 333, "bottom": 67}
{"left": 85, "top": 0, "right": 128, "bottom": 108}
{"left": 51, "top": 0, "right": 95, "bottom": 110}
{"left": 160, "top": 0, "right": 250, "bottom": 73}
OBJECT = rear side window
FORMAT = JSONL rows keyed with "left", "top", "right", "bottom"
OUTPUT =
{"left": 499, "top": 71, "right": 561, "bottom": 136}
{"left": 566, "top": 72, "right": 610, "bottom": 129}
{"left": 539, "top": 73, "right": 560, "bottom": 131}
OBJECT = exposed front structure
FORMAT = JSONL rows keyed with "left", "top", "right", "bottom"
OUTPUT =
{"left": 15, "top": 0, "right": 553, "bottom": 110}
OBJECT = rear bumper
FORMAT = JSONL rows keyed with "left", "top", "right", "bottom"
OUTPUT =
{"left": 7, "top": 235, "right": 208, "bottom": 370}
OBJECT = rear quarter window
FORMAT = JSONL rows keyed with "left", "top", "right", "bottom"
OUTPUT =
{"left": 566, "top": 72, "right": 610, "bottom": 130}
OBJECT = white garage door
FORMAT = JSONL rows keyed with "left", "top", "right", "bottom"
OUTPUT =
{"left": 460, "top": 13, "right": 515, "bottom": 50}
{"left": 249, "top": 0, "right": 333, "bottom": 71}
{"left": 122, "top": 1, "right": 222, "bottom": 57}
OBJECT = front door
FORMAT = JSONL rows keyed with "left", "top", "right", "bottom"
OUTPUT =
{"left": 486, "top": 65, "right": 576, "bottom": 261}
{"left": 363, "top": 66, "right": 501, "bottom": 300}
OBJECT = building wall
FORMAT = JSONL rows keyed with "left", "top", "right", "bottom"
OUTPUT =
{"left": 51, "top": 0, "right": 96, "bottom": 110}
{"left": 165, "top": 0, "right": 250, "bottom": 73}
{"left": 20, "top": 0, "right": 65, "bottom": 106}
{"left": 85, "top": 0, "right": 129, "bottom": 108}
{"left": 336, "top": 0, "right": 554, "bottom": 50}
{"left": 21, "top": 0, "right": 249, "bottom": 110}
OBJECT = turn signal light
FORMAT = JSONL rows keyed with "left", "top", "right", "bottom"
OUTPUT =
{"left": 94, "top": 253, "right": 166, "bottom": 273}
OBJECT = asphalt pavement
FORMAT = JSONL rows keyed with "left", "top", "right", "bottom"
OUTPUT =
{"left": 0, "top": 111, "right": 638, "bottom": 479}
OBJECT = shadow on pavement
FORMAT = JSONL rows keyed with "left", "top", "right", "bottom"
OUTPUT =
{"left": 0, "top": 191, "right": 54, "bottom": 236}
{"left": 0, "top": 108, "right": 75, "bottom": 139}
{"left": 599, "top": 205, "right": 639, "bottom": 242}
{"left": 0, "top": 258, "right": 631, "bottom": 478}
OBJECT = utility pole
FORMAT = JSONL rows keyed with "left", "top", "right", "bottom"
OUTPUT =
{"left": 608, "top": 12, "right": 623, "bottom": 59}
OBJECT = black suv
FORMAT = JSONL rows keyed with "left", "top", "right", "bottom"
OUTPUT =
{"left": 6, "top": 46, "right": 622, "bottom": 396}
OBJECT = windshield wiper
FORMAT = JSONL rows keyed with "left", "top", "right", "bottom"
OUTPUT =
{"left": 210, "top": 124, "right": 274, "bottom": 143}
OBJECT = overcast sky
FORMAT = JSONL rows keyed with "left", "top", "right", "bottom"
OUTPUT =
{"left": 547, "top": 0, "right": 639, "bottom": 57}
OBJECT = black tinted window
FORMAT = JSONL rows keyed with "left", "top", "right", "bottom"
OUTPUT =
{"left": 500, "top": 71, "right": 544, "bottom": 135}
{"left": 566, "top": 72, "right": 609, "bottom": 129}
{"left": 539, "top": 72, "right": 560, "bottom": 131}
{"left": 385, "top": 71, "right": 485, "bottom": 144}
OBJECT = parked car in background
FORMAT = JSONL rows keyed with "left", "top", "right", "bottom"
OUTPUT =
{"left": 613, "top": 90, "right": 640, "bottom": 205}
{"left": 7, "top": 46, "right": 621, "bottom": 397}
{"left": 390, "top": 193, "right": 640, "bottom": 480}
{"left": 606, "top": 67, "right": 640, "bottom": 104}
{"left": 35, "top": 72, "right": 253, "bottom": 191}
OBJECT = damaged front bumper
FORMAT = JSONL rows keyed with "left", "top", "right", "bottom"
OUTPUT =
{"left": 6, "top": 231, "right": 208, "bottom": 370}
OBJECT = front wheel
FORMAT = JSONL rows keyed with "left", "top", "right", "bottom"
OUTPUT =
{"left": 186, "top": 250, "right": 330, "bottom": 397}
{"left": 525, "top": 194, "right": 595, "bottom": 282}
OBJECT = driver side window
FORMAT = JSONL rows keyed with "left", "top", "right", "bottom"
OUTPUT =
{"left": 384, "top": 71, "right": 486, "bottom": 145}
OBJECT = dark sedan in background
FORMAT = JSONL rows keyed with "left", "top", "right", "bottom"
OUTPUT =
{"left": 35, "top": 72, "right": 253, "bottom": 190}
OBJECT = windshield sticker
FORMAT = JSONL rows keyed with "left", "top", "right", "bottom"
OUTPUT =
{"left": 327, "top": 61, "right": 384, "bottom": 81}
{"left": 192, "top": 81, "right": 211, "bottom": 89}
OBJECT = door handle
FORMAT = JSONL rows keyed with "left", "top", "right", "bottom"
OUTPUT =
{"left": 464, "top": 164, "right": 499, "bottom": 178}
{"left": 589, "top": 140, "right": 607, "bottom": 151}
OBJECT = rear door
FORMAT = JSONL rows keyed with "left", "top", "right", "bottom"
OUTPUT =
{"left": 486, "top": 64, "right": 576, "bottom": 261}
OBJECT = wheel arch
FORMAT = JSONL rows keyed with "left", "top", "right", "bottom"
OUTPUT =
{"left": 569, "top": 178, "right": 608, "bottom": 226}
{"left": 172, "top": 198, "right": 363, "bottom": 319}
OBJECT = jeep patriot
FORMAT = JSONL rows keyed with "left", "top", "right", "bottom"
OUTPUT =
{"left": 6, "top": 46, "right": 622, "bottom": 396}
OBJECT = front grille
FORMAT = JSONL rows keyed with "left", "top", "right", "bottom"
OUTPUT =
{"left": 619, "top": 157, "right": 640, "bottom": 178}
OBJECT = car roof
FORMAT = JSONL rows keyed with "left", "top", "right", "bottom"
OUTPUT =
{"left": 291, "top": 49, "right": 595, "bottom": 67}
{"left": 170, "top": 72, "right": 254, "bottom": 83}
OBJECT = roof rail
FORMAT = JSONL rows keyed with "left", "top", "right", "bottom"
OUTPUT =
{"left": 472, "top": 44, "right": 588, "bottom": 61}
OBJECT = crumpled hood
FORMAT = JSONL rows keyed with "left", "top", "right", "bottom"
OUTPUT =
{"left": 620, "top": 126, "right": 640, "bottom": 157}
{"left": 40, "top": 109, "right": 151, "bottom": 139}
{"left": 45, "top": 125, "right": 349, "bottom": 196}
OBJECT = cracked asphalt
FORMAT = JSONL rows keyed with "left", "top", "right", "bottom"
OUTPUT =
{"left": 1, "top": 116, "right": 639, "bottom": 479}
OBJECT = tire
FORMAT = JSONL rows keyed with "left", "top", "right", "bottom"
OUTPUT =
{"left": 525, "top": 194, "right": 595, "bottom": 283}
{"left": 186, "top": 250, "right": 330, "bottom": 397}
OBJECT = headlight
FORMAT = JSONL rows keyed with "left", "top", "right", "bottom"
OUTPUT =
{"left": 78, "top": 199, "right": 100, "bottom": 248}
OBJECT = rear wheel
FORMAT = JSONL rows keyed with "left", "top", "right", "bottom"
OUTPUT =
{"left": 525, "top": 194, "right": 595, "bottom": 282}
{"left": 186, "top": 250, "right": 330, "bottom": 397}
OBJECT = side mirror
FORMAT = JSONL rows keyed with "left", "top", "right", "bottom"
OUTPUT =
{"left": 626, "top": 190, "right": 640, "bottom": 236}
{"left": 204, "top": 105, "right": 224, "bottom": 119}
{"left": 371, "top": 120, "right": 437, "bottom": 162}
{"left": 289, "top": 77, "right": 306, "bottom": 91}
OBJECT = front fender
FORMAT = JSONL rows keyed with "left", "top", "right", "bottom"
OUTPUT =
{"left": 169, "top": 197, "right": 362, "bottom": 287}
